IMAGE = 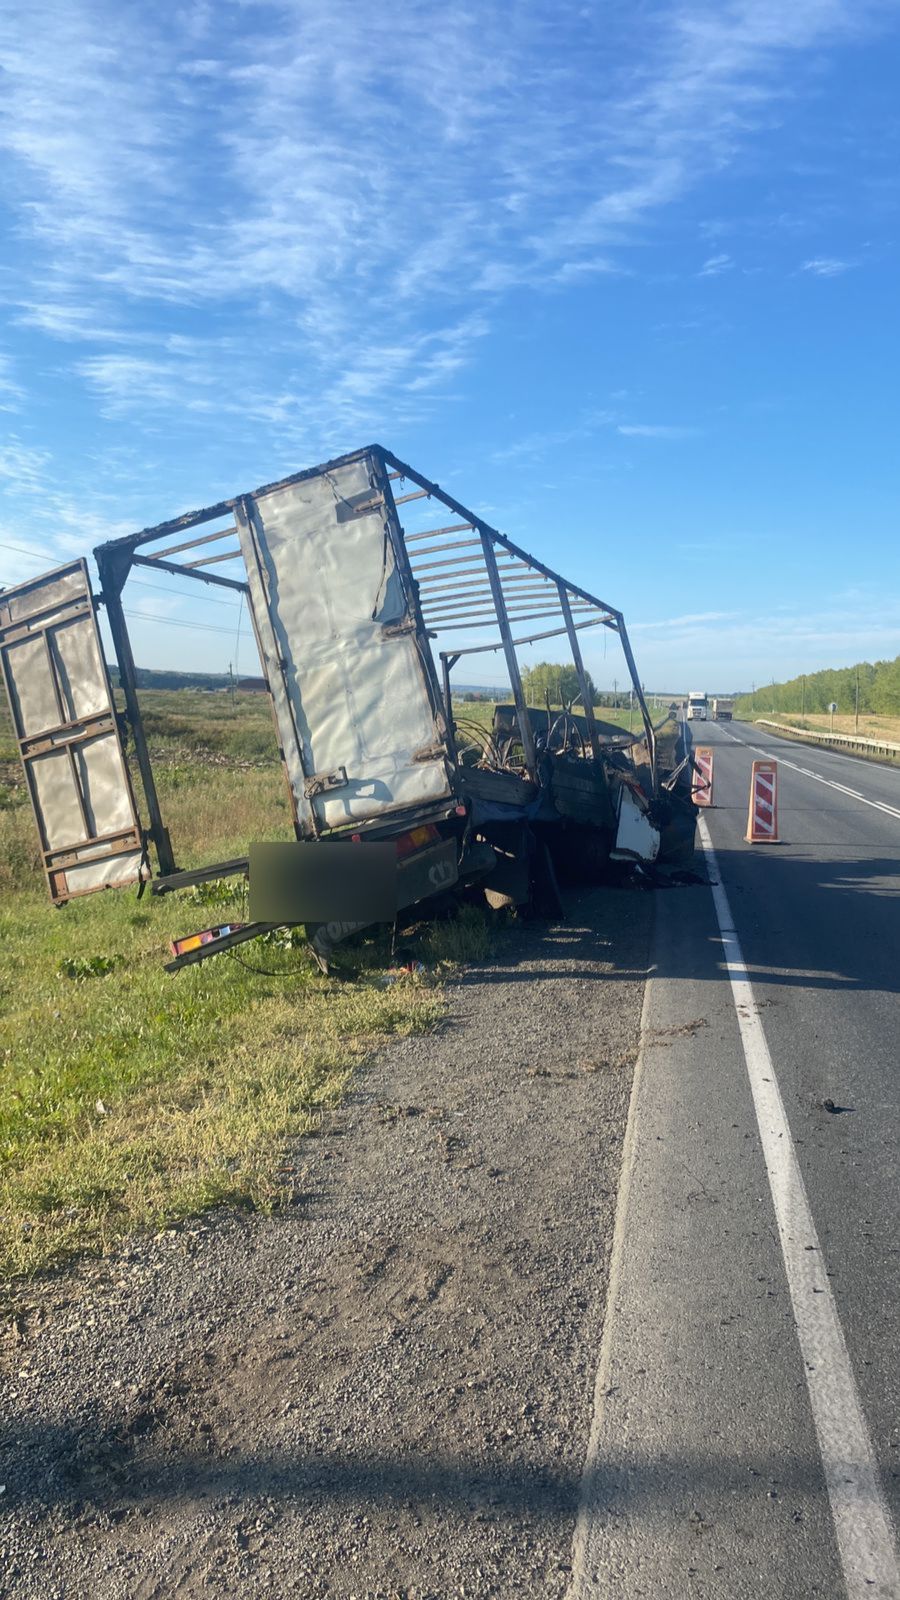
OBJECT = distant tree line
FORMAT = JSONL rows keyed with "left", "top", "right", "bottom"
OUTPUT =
{"left": 517, "top": 661, "right": 637, "bottom": 709}
{"left": 734, "top": 654, "right": 900, "bottom": 718}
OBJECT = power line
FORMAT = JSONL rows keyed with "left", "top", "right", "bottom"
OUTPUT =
{"left": 123, "top": 607, "right": 254, "bottom": 638}
{"left": 0, "top": 538, "right": 243, "bottom": 610}
{"left": 130, "top": 575, "right": 241, "bottom": 608}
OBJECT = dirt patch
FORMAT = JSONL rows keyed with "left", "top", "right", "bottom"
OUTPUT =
{"left": 0, "top": 886, "right": 652, "bottom": 1599}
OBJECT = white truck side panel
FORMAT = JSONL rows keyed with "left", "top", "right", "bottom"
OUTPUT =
{"left": 241, "top": 455, "right": 451, "bottom": 832}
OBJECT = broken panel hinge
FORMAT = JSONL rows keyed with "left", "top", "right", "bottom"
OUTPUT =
{"left": 381, "top": 620, "right": 417, "bottom": 639}
{"left": 304, "top": 765, "right": 349, "bottom": 799}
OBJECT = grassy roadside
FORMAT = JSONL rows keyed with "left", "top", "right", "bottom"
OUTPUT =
{"left": 746, "top": 712, "right": 900, "bottom": 767}
{"left": 0, "top": 693, "right": 488, "bottom": 1280}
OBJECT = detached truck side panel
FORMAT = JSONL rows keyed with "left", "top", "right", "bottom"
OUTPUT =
{"left": 236, "top": 453, "right": 453, "bottom": 835}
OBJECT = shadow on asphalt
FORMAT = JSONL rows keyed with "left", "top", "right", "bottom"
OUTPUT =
{"left": 10, "top": 1424, "right": 831, "bottom": 1515}
{"left": 476, "top": 846, "right": 900, "bottom": 997}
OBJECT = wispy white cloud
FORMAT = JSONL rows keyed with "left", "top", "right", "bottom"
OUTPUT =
{"left": 617, "top": 423, "right": 701, "bottom": 439}
{"left": 699, "top": 252, "right": 734, "bottom": 275}
{"left": 632, "top": 610, "right": 739, "bottom": 630}
{"left": 0, "top": 0, "right": 879, "bottom": 438}
{"left": 800, "top": 256, "right": 853, "bottom": 276}
{"left": 0, "top": 353, "right": 23, "bottom": 410}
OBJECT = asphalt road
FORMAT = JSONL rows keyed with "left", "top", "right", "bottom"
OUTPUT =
{"left": 568, "top": 717, "right": 900, "bottom": 1599}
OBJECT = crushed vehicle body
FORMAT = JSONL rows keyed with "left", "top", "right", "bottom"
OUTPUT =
{"left": 0, "top": 444, "right": 694, "bottom": 967}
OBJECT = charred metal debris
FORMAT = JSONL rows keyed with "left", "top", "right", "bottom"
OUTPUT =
{"left": 0, "top": 444, "right": 696, "bottom": 968}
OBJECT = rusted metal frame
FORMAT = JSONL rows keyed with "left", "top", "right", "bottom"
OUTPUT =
{"left": 42, "top": 628, "right": 68, "bottom": 725}
{"left": 64, "top": 740, "right": 93, "bottom": 841}
{"left": 151, "top": 857, "right": 249, "bottom": 895}
{"left": 479, "top": 533, "right": 536, "bottom": 776}
{"left": 183, "top": 548, "right": 244, "bottom": 570}
{"left": 423, "top": 595, "right": 596, "bottom": 620}
{"left": 411, "top": 553, "right": 522, "bottom": 576}
{"left": 380, "top": 448, "right": 623, "bottom": 621}
{"left": 557, "top": 583, "right": 602, "bottom": 762}
{"left": 97, "top": 444, "right": 380, "bottom": 557}
{"left": 440, "top": 616, "right": 611, "bottom": 659}
{"left": 0, "top": 597, "right": 93, "bottom": 643}
{"left": 94, "top": 546, "right": 176, "bottom": 875}
{"left": 237, "top": 570, "right": 303, "bottom": 838}
{"left": 153, "top": 525, "right": 238, "bottom": 561}
{"left": 440, "top": 653, "right": 460, "bottom": 768}
{"left": 131, "top": 553, "right": 249, "bottom": 594}
{"left": 422, "top": 587, "right": 580, "bottom": 614}
{"left": 20, "top": 712, "right": 115, "bottom": 757}
{"left": 233, "top": 495, "right": 319, "bottom": 838}
{"left": 0, "top": 558, "right": 87, "bottom": 621}
{"left": 370, "top": 450, "right": 450, "bottom": 747}
{"left": 404, "top": 523, "right": 473, "bottom": 542}
{"left": 0, "top": 642, "right": 54, "bottom": 877}
{"left": 420, "top": 590, "right": 556, "bottom": 612}
{"left": 418, "top": 571, "right": 558, "bottom": 597}
{"left": 427, "top": 606, "right": 596, "bottom": 630}
{"left": 616, "top": 614, "right": 657, "bottom": 789}
{"left": 404, "top": 536, "right": 482, "bottom": 559}
{"left": 43, "top": 825, "right": 140, "bottom": 866}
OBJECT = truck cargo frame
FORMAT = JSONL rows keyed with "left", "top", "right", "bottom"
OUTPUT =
{"left": 1, "top": 444, "right": 663, "bottom": 943}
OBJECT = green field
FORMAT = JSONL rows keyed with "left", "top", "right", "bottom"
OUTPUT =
{"left": 0, "top": 691, "right": 486, "bottom": 1280}
{"left": 0, "top": 686, "right": 672, "bottom": 1281}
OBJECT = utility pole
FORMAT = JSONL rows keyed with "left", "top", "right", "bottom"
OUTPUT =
{"left": 855, "top": 664, "right": 860, "bottom": 733}
{"left": 801, "top": 675, "right": 805, "bottom": 719}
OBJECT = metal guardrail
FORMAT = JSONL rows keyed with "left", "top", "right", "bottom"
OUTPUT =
{"left": 754, "top": 719, "right": 900, "bottom": 758}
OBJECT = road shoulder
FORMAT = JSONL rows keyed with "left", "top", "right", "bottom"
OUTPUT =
{"left": 2, "top": 889, "right": 650, "bottom": 1600}
{"left": 568, "top": 864, "right": 840, "bottom": 1598}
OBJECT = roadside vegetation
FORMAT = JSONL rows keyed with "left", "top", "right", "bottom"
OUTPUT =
{"left": 734, "top": 653, "right": 900, "bottom": 723}
{"left": 0, "top": 691, "right": 487, "bottom": 1280}
{"left": 748, "top": 710, "right": 900, "bottom": 745}
{"left": 2, "top": 674, "right": 666, "bottom": 1281}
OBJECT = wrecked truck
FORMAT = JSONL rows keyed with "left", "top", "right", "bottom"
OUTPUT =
{"left": 0, "top": 445, "right": 693, "bottom": 969}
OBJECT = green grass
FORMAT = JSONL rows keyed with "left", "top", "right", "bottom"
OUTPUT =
{"left": 0, "top": 691, "right": 488, "bottom": 1280}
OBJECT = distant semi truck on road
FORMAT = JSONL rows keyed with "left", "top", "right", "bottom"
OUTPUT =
{"left": 712, "top": 698, "right": 734, "bottom": 721}
{"left": 687, "top": 691, "right": 708, "bottom": 721}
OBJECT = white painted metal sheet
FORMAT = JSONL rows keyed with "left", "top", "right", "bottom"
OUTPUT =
{"left": 239, "top": 454, "right": 451, "bottom": 832}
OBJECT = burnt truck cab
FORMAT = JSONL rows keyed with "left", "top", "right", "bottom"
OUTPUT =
{"left": 0, "top": 445, "right": 690, "bottom": 968}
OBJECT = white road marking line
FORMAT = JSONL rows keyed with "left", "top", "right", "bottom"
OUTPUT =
{"left": 719, "top": 728, "right": 900, "bottom": 821}
{"left": 698, "top": 814, "right": 900, "bottom": 1600}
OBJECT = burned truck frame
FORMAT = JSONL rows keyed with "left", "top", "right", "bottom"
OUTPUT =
{"left": 0, "top": 444, "right": 673, "bottom": 965}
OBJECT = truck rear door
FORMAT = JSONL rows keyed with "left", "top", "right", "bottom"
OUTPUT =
{"left": 0, "top": 561, "right": 147, "bottom": 902}
{"left": 236, "top": 451, "right": 451, "bottom": 836}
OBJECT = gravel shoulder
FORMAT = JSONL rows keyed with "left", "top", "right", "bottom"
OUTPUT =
{"left": 1, "top": 886, "right": 652, "bottom": 1600}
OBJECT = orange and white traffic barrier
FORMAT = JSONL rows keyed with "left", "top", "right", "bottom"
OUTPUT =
{"left": 691, "top": 746, "right": 714, "bottom": 807}
{"left": 746, "top": 759, "right": 779, "bottom": 842}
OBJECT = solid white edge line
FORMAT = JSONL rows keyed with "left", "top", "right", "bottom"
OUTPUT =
{"left": 720, "top": 727, "right": 900, "bottom": 821}
{"left": 565, "top": 961, "right": 655, "bottom": 1598}
{"left": 698, "top": 814, "right": 900, "bottom": 1600}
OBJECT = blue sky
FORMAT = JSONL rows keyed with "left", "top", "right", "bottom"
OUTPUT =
{"left": 1, "top": 0, "right": 899, "bottom": 691}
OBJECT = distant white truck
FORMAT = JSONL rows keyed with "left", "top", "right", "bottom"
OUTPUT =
{"left": 712, "top": 698, "right": 734, "bottom": 721}
{"left": 686, "top": 691, "right": 708, "bottom": 722}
